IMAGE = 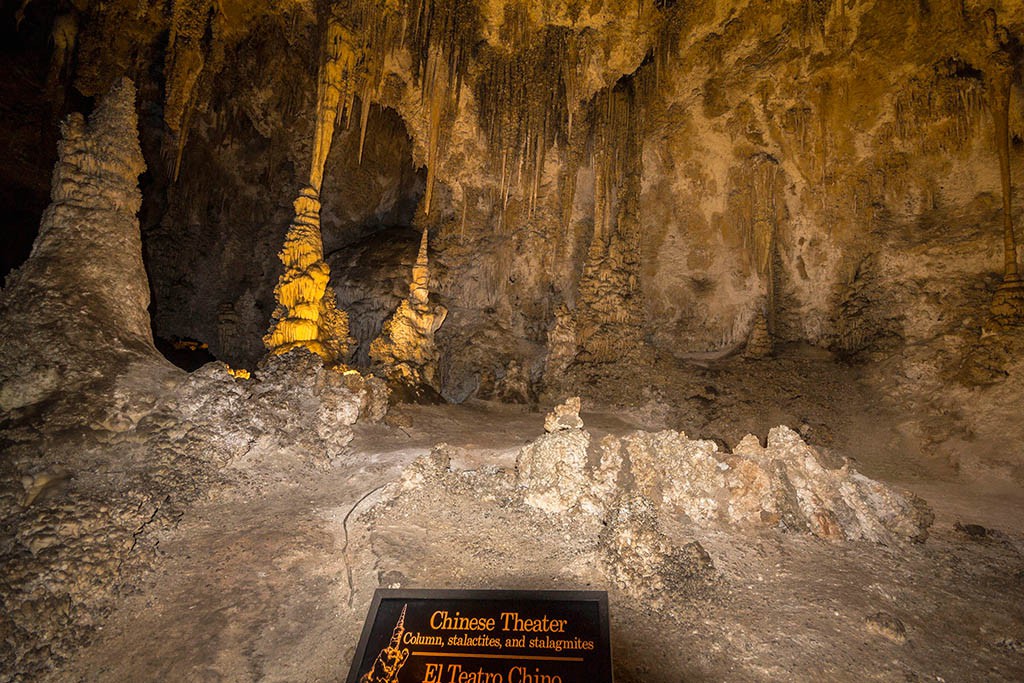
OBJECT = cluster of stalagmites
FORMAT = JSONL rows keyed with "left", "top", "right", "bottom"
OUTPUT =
{"left": 262, "top": 6, "right": 449, "bottom": 382}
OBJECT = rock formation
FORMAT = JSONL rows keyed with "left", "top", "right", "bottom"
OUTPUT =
{"left": 517, "top": 403, "right": 933, "bottom": 544}
{"left": 599, "top": 493, "right": 716, "bottom": 606}
{"left": 0, "top": 78, "right": 156, "bottom": 412}
{"left": 987, "top": 46, "right": 1024, "bottom": 323}
{"left": 370, "top": 229, "right": 447, "bottom": 391}
{"left": 743, "top": 312, "right": 773, "bottom": 359}
{"left": 263, "top": 17, "right": 358, "bottom": 365}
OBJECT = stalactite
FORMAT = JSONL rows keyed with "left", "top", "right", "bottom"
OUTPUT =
{"left": 164, "top": 0, "right": 218, "bottom": 182}
{"left": 891, "top": 61, "right": 985, "bottom": 155}
{"left": 310, "top": 19, "right": 360, "bottom": 192}
{"left": 422, "top": 50, "right": 448, "bottom": 215}
{"left": 352, "top": 0, "right": 405, "bottom": 164}
{"left": 474, "top": 26, "right": 575, "bottom": 218}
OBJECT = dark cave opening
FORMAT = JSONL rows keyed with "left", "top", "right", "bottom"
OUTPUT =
{"left": 154, "top": 335, "right": 217, "bottom": 371}
{"left": 0, "top": 0, "right": 62, "bottom": 281}
{"left": 329, "top": 226, "right": 422, "bottom": 367}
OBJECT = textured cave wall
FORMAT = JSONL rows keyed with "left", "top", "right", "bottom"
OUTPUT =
{"left": 7, "top": 0, "right": 1024, "bottom": 400}
{"left": 377, "top": 0, "right": 1024, "bottom": 397}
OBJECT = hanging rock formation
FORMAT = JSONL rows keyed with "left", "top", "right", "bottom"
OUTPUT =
{"left": 0, "top": 78, "right": 157, "bottom": 412}
{"left": 370, "top": 229, "right": 448, "bottom": 392}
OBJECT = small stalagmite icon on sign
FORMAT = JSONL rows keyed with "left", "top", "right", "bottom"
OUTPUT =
{"left": 360, "top": 604, "right": 410, "bottom": 683}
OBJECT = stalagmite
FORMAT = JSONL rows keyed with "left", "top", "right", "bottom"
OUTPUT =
{"left": 409, "top": 224, "right": 430, "bottom": 306}
{"left": 263, "top": 18, "right": 359, "bottom": 364}
{"left": 0, "top": 78, "right": 157, "bottom": 410}
{"left": 743, "top": 313, "right": 773, "bottom": 359}
{"left": 370, "top": 229, "right": 447, "bottom": 392}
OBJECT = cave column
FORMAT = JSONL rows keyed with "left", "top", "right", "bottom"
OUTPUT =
{"left": 988, "top": 64, "right": 1024, "bottom": 321}
{"left": 983, "top": 14, "right": 1024, "bottom": 322}
{"left": 992, "top": 65, "right": 1019, "bottom": 282}
{"left": 263, "top": 18, "right": 359, "bottom": 363}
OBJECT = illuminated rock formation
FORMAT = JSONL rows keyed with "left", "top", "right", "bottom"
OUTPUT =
{"left": 263, "top": 19, "right": 360, "bottom": 365}
{"left": 370, "top": 229, "right": 447, "bottom": 390}
{"left": 0, "top": 78, "right": 156, "bottom": 412}
{"left": 263, "top": 188, "right": 353, "bottom": 364}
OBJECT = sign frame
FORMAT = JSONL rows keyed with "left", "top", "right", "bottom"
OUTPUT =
{"left": 345, "top": 588, "right": 613, "bottom": 683}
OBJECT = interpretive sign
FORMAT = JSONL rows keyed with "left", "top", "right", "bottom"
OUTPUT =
{"left": 345, "top": 589, "right": 612, "bottom": 683}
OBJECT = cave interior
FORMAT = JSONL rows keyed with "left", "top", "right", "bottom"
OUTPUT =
{"left": 2, "top": 0, "right": 1024, "bottom": 681}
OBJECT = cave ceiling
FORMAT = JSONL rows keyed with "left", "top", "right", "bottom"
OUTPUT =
{"left": 3, "top": 0, "right": 1024, "bottom": 389}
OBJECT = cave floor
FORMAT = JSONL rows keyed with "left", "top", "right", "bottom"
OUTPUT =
{"left": 40, "top": 357, "right": 1024, "bottom": 683}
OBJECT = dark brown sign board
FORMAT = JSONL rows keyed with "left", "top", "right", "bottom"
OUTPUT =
{"left": 345, "top": 589, "right": 612, "bottom": 683}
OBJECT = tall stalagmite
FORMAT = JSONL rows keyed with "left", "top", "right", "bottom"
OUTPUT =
{"left": 0, "top": 78, "right": 155, "bottom": 411}
{"left": 263, "top": 18, "right": 357, "bottom": 364}
{"left": 370, "top": 229, "right": 447, "bottom": 390}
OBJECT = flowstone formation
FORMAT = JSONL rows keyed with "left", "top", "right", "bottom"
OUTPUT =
{"left": 0, "top": 78, "right": 156, "bottom": 413}
{"left": 370, "top": 229, "right": 448, "bottom": 393}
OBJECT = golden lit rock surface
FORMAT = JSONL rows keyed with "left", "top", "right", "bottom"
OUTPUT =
{"left": 263, "top": 15, "right": 361, "bottom": 364}
{"left": 264, "top": 189, "right": 352, "bottom": 364}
